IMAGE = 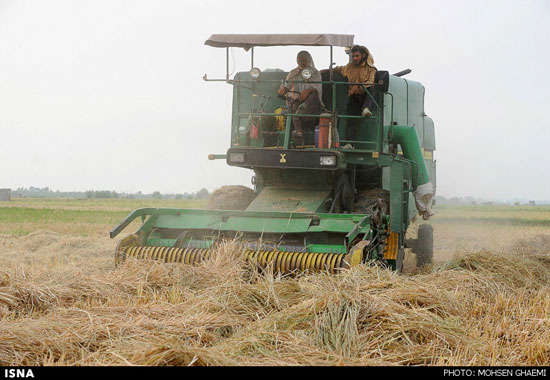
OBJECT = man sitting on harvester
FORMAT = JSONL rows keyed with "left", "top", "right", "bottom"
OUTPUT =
{"left": 277, "top": 51, "right": 323, "bottom": 146}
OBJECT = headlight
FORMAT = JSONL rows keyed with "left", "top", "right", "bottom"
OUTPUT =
{"left": 320, "top": 155, "right": 336, "bottom": 166}
{"left": 250, "top": 67, "right": 261, "bottom": 80}
{"left": 301, "top": 68, "right": 312, "bottom": 80}
{"left": 229, "top": 152, "right": 245, "bottom": 163}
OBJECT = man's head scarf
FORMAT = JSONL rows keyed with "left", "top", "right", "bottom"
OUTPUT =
{"left": 286, "top": 51, "right": 319, "bottom": 81}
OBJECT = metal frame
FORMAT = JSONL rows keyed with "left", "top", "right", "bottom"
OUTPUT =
{"left": 210, "top": 45, "right": 382, "bottom": 119}
{"left": 208, "top": 45, "right": 384, "bottom": 147}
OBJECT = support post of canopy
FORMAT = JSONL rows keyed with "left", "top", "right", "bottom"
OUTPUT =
{"left": 226, "top": 47, "right": 229, "bottom": 80}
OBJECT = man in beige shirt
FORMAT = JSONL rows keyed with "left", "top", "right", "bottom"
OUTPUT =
{"left": 332, "top": 45, "right": 377, "bottom": 144}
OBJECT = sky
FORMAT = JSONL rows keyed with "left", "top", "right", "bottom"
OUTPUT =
{"left": 0, "top": 0, "right": 549, "bottom": 201}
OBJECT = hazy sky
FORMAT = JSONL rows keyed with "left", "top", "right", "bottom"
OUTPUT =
{"left": 1, "top": 0, "right": 549, "bottom": 200}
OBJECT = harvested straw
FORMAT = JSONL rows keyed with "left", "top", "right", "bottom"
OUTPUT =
{"left": 1, "top": 231, "right": 549, "bottom": 366}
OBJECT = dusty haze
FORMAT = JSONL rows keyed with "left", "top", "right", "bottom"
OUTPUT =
{"left": 0, "top": 0, "right": 549, "bottom": 200}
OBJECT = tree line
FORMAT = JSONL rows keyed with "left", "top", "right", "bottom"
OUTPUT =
{"left": 15, "top": 187, "right": 209, "bottom": 200}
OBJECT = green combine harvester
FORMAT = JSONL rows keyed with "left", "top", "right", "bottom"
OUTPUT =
{"left": 110, "top": 34, "right": 436, "bottom": 273}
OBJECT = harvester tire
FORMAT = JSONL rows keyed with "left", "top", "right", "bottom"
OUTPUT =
{"left": 206, "top": 185, "right": 256, "bottom": 210}
{"left": 395, "top": 247, "right": 405, "bottom": 273}
{"left": 416, "top": 224, "right": 433, "bottom": 267}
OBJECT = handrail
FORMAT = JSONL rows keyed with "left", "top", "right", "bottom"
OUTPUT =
{"left": 203, "top": 76, "right": 382, "bottom": 88}
{"left": 230, "top": 75, "right": 385, "bottom": 151}
{"left": 360, "top": 84, "right": 380, "bottom": 111}
{"left": 240, "top": 112, "right": 323, "bottom": 118}
{"left": 239, "top": 112, "right": 372, "bottom": 119}
{"left": 385, "top": 92, "right": 394, "bottom": 141}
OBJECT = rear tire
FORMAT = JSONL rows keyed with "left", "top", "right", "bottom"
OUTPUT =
{"left": 416, "top": 224, "right": 433, "bottom": 268}
{"left": 395, "top": 247, "right": 405, "bottom": 273}
{"left": 206, "top": 185, "right": 256, "bottom": 210}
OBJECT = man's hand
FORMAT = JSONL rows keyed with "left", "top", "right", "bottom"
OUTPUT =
{"left": 277, "top": 87, "right": 286, "bottom": 97}
{"left": 298, "top": 89, "right": 310, "bottom": 102}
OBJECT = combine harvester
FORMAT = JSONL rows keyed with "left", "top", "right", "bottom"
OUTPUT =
{"left": 110, "top": 34, "right": 436, "bottom": 273}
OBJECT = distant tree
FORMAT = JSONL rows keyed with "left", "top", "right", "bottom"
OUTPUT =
{"left": 195, "top": 188, "right": 209, "bottom": 199}
{"left": 98, "top": 190, "right": 112, "bottom": 198}
{"left": 152, "top": 191, "right": 162, "bottom": 199}
{"left": 435, "top": 195, "right": 447, "bottom": 205}
{"left": 175, "top": 194, "right": 183, "bottom": 200}
{"left": 84, "top": 190, "right": 119, "bottom": 198}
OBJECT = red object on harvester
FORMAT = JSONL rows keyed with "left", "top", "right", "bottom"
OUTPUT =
{"left": 318, "top": 115, "right": 330, "bottom": 148}
{"left": 250, "top": 124, "right": 259, "bottom": 140}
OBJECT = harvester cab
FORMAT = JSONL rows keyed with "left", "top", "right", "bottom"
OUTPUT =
{"left": 110, "top": 34, "right": 436, "bottom": 273}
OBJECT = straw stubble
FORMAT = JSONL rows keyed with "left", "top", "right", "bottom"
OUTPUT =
{"left": 1, "top": 231, "right": 549, "bottom": 366}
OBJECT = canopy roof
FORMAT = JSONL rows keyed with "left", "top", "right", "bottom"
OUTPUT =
{"left": 205, "top": 34, "right": 355, "bottom": 50}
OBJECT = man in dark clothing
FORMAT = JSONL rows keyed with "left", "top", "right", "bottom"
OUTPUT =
{"left": 278, "top": 51, "right": 323, "bottom": 146}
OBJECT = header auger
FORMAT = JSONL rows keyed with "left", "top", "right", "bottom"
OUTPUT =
{"left": 110, "top": 34, "right": 436, "bottom": 274}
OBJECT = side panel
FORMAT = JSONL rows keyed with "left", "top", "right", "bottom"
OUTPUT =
{"left": 384, "top": 76, "right": 408, "bottom": 127}
{"left": 423, "top": 116, "right": 436, "bottom": 193}
{"left": 384, "top": 76, "right": 427, "bottom": 147}
{"left": 423, "top": 116, "right": 436, "bottom": 151}
{"left": 406, "top": 80, "right": 425, "bottom": 143}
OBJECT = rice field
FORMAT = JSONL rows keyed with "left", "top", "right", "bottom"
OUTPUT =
{"left": 0, "top": 199, "right": 549, "bottom": 366}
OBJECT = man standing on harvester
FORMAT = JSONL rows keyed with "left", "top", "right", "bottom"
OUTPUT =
{"left": 332, "top": 45, "right": 377, "bottom": 144}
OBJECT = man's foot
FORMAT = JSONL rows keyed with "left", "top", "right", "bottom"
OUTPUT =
{"left": 361, "top": 107, "right": 372, "bottom": 117}
{"left": 342, "top": 143, "right": 354, "bottom": 149}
